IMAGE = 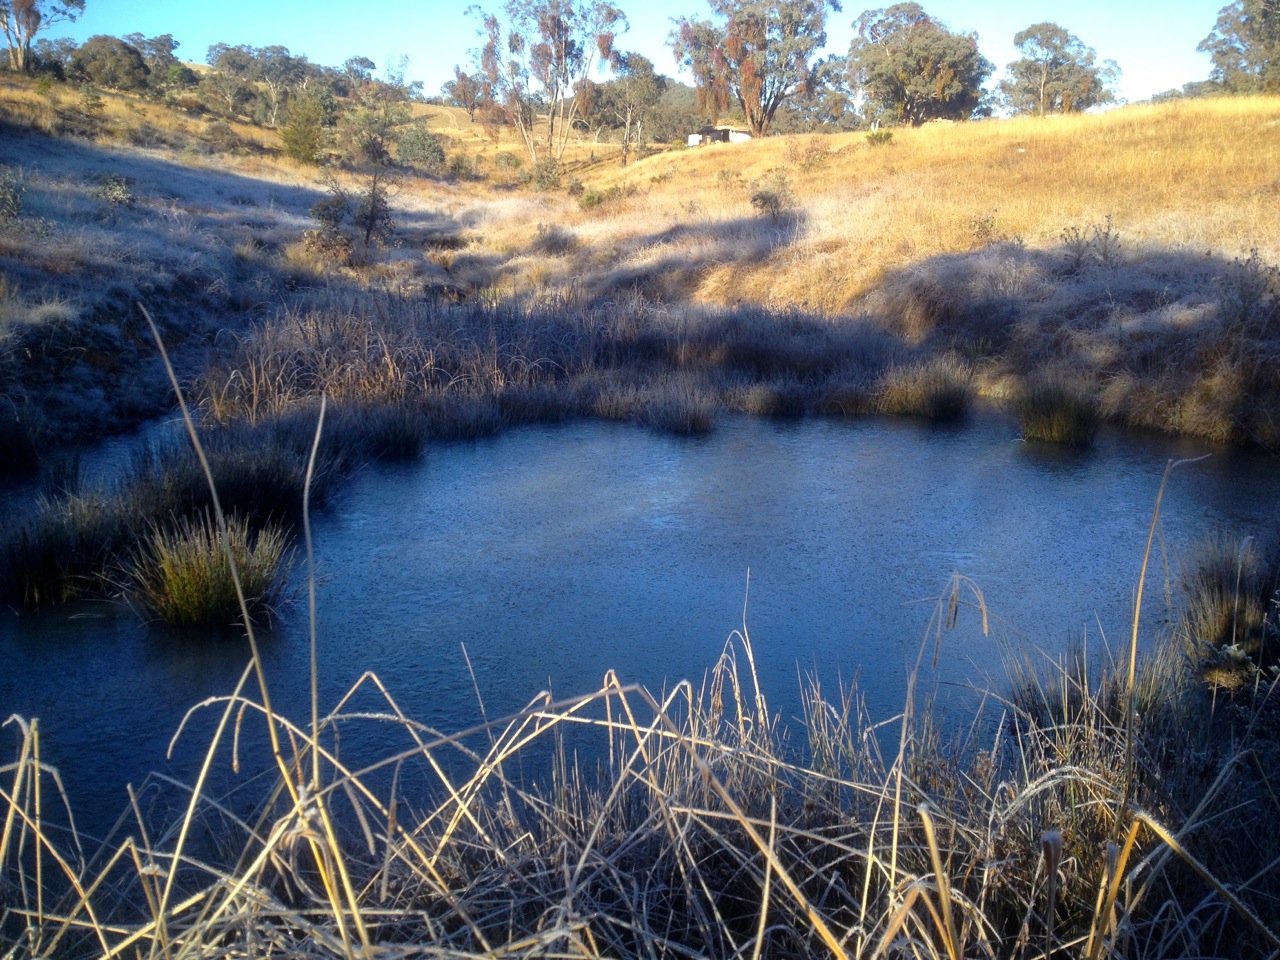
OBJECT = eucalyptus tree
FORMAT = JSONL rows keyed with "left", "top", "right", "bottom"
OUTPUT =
{"left": 595, "top": 51, "right": 663, "bottom": 162}
{"left": 670, "top": 0, "right": 839, "bottom": 137}
{"left": 469, "top": 0, "right": 629, "bottom": 165}
{"left": 442, "top": 66, "right": 487, "bottom": 120}
{"left": 1, "top": 0, "right": 83, "bottom": 71}
{"left": 69, "top": 35, "right": 150, "bottom": 90}
{"left": 1199, "top": 0, "right": 1280, "bottom": 93}
{"left": 999, "top": 22, "right": 1119, "bottom": 115}
{"left": 847, "top": 2, "right": 991, "bottom": 125}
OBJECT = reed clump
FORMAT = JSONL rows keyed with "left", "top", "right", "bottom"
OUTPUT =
{"left": 1016, "top": 372, "right": 1101, "bottom": 445}
{"left": 875, "top": 356, "right": 972, "bottom": 421}
{"left": 1179, "top": 532, "right": 1279, "bottom": 685}
{"left": 129, "top": 510, "right": 292, "bottom": 626}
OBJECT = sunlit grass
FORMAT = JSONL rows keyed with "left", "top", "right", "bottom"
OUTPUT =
{"left": 1016, "top": 371, "right": 1101, "bottom": 445}
{"left": 129, "top": 510, "right": 291, "bottom": 626}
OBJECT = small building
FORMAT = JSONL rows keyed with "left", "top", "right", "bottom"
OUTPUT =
{"left": 686, "top": 125, "right": 753, "bottom": 147}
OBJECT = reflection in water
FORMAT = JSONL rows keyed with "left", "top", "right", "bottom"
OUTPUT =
{"left": 2, "top": 409, "right": 1277, "bottom": 838}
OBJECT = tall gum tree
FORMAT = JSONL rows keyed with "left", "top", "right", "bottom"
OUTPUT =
{"left": 671, "top": 0, "right": 840, "bottom": 138}
{"left": 847, "top": 2, "right": 991, "bottom": 126}
{"left": 1199, "top": 0, "right": 1279, "bottom": 92}
{"left": 1, "top": 0, "right": 84, "bottom": 72}
{"left": 999, "top": 22, "right": 1119, "bottom": 115}
{"left": 469, "top": 0, "right": 628, "bottom": 165}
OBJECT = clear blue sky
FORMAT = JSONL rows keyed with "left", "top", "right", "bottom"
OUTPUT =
{"left": 51, "top": 0, "right": 1224, "bottom": 104}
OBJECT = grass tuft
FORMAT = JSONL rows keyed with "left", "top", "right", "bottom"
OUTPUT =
{"left": 876, "top": 356, "right": 972, "bottom": 421}
{"left": 128, "top": 510, "right": 292, "bottom": 627}
{"left": 1017, "top": 372, "right": 1101, "bottom": 445}
{"left": 1179, "top": 531, "right": 1279, "bottom": 677}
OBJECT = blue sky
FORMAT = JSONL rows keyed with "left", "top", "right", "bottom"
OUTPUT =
{"left": 51, "top": 0, "right": 1224, "bottom": 104}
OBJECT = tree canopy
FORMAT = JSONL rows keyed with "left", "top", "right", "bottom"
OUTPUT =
{"left": 999, "top": 22, "right": 1119, "bottom": 115}
{"left": 1, "top": 0, "right": 84, "bottom": 72}
{"left": 70, "top": 34, "right": 149, "bottom": 90}
{"left": 471, "top": 0, "right": 628, "bottom": 164}
{"left": 847, "top": 3, "right": 991, "bottom": 125}
{"left": 670, "top": 0, "right": 839, "bottom": 138}
{"left": 1199, "top": 0, "right": 1280, "bottom": 93}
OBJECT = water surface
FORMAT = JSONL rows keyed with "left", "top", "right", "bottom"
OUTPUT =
{"left": 2, "top": 410, "right": 1276, "bottom": 837}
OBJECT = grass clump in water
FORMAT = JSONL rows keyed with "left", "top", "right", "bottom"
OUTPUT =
{"left": 129, "top": 510, "right": 291, "bottom": 627}
{"left": 876, "top": 356, "right": 971, "bottom": 421}
{"left": 1017, "top": 372, "right": 1100, "bottom": 445}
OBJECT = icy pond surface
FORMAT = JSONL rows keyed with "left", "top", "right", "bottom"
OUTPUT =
{"left": 3, "top": 410, "right": 1277, "bottom": 837}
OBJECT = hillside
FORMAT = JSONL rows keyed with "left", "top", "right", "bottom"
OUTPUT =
{"left": 2, "top": 75, "right": 1279, "bottom": 459}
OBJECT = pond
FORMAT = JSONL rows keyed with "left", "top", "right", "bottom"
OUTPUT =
{"left": 2, "top": 408, "right": 1277, "bottom": 840}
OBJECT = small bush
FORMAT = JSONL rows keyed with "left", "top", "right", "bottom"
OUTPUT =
{"left": 750, "top": 172, "right": 792, "bottom": 220}
{"left": 76, "top": 83, "right": 105, "bottom": 116}
{"left": 531, "top": 158, "right": 561, "bottom": 191}
{"left": 0, "top": 165, "right": 24, "bottom": 226}
{"left": 203, "top": 120, "right": 243, "bottom": 153}
{"left": 129, "top": 511, "right": 292, "bottom": 627}
{"left": 93, "top": 173, "right": 135, "bottom": 209}
{"left": 1218, "top": 249, "right": 1279, "bottom": 339}
{"left": 1060, "top": 215, "right": 1122, "bottom": 274}
{"left": 1016, "top": 373, "right": 1099, "bottom": 445}
{"left": 531, "top": 223, "right": 575, "bottom": 255}
{"left": 865, "top": 129, "right": 893, "bottom": 147}
{"left": 493, "top": 151, "right": 523, "bottom": 170}
{"left": 578, "top": 183, "right": 635, "bottom": 212}
{"left": 303, "top": 195, "right": 353, "bottom": 264}
{"left": 397, "top": 122, "right": 446, "bottom": 173}
{"left": 447, "top": 152, "right": 478, "bottom": 180}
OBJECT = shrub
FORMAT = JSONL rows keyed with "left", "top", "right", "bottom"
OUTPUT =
{"left": 865, "top": 128, "right": 893, "bottom": 147}
{"left": 494, "top": 151, "right": 523, "bottom": 170}
{"left": 0, "top": 165, "right": 23, "bottom": 226}
{"left": 76, "top": 83, "right": 105, "bottom": 116}
{"left": 578, "top": 184, "right": 634, "bottom": 212}
{"left": 1016, "top": 372, "right": 1099, "bottom": 445}
{"left": 129, "top": 510, "right": 292, "bottom": 627}
{"left": 531, "top": 223, "right": 575, "bottom": 255}
{"left": 447, "top": 152, "right": 478, "bottom": 180}
{"left": 1218, "top": 249, "right": 1279, "bottom": 340}
{"left": 531, "top": 158, "right": 561, "bottom": 191}
{"left": 749, "top": 172, "right": 792, "bottom": 220}
{"left": 304, "top": 195, "right": 354, "bottom": 265}
{"left": 397, "top": 122, "right": 446, "bottom": 173}
{"left": 280, "top": 92, "right": 329, "bottom": 164}
{"left": 93, "top": 173, "right": 135, "bottom": 208}
{"left": 203, "top": 120, "right": 243, "bottom": 153}
{"left": 1060, "top": 215, "right": 1122, "bottom": 274}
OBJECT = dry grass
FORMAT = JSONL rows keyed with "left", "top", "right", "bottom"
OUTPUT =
{"left": 128, "top": 510, "right": 292, "bottom": 626}
{"left": 4, "top": 561, "right": 1278, "bottom": 960}
{"left": 4, "top": 72, "right": 1280, "bottom": 452}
